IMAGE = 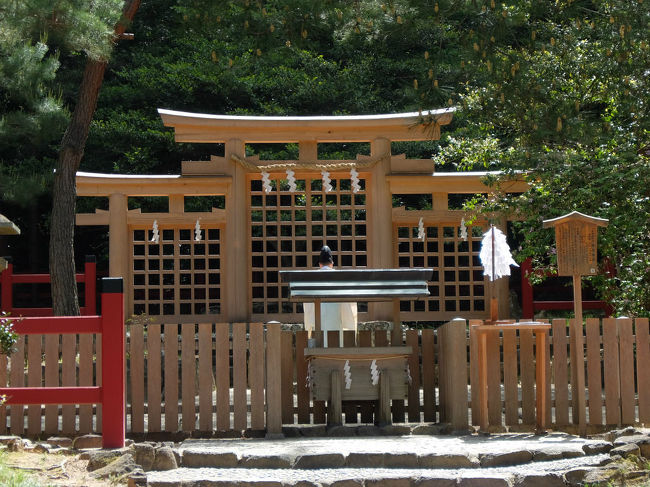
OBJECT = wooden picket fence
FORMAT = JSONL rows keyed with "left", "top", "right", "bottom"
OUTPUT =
{"left": 468, "top": 318, "right": 650, "bottom": 430}
{"left": 1, "top": 318, "right": 648, "bottom": 436}
{"left": 126, "top": 325, "right": 444, "bottom": 432}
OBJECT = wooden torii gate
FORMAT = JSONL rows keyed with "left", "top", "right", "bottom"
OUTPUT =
{"left": 75, "top": 108, "right": 527, "bottom": 323}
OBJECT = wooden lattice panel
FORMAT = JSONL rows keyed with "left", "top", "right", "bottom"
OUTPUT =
{"left": 131, "top": 226, "right": 222, "bottom": 320}
{"left": 395, "top": 223, "right": 486, "bottom": 320}
{"left": 249, "top": 174, "right": 368, "bottom": 321}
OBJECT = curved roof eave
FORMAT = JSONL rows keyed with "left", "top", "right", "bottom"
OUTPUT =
{"left": 157, "top": 108, "right": 455, "bottom": 143}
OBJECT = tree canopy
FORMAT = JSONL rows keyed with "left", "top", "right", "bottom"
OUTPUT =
{"left": 1, "top": 0, "right": 649, "bottom": 315}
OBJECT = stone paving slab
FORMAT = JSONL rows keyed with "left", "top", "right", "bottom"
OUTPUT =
{"left": 177, "top": 433, "right": 598, "bottom": 467}
{"left": 146, "top": 433, "right": 613, "bottom": 486}
{"left": 147, "top": 455, "right": 609, "bottom": 487}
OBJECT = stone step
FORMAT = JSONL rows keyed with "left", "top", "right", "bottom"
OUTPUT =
{"left": 144, "top": 434, "right": 614, "bottom": 486}
{"left": 146, "top": 453, "right": 608, "bottom": 487}
{"left": 174, "top": 434, "right": 610, "bottom": 470}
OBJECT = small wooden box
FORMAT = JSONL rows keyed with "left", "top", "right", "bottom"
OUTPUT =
{"left": 305, "top": 347, "right": 412, "bottom": 402}
{"left": 309, "top": 357, "right": 409, "bottom": 402}
{"left": 305, "top": 346, "right": 412, "bottom": 425}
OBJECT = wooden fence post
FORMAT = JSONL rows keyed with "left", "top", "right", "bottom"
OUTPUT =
{"left": 520, "top": 258, "right": 534, "bottom": 319}
{"left": 265, "top": 322, "right": 283, "bottom": 436}
{"left": 438, "top": 318, "right": 469, "bottom": 432}
{"left": 84, "top": 255, "right": 97, "bottom": 315}
{"left": 1, "top": 258, "right": 13, "bottom": 313}
{"left": 101, "top": 277, "right": 125, "bottom": 448}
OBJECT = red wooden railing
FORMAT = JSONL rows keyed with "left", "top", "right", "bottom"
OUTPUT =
{"left": 0, "top": 278, "right": 125, "bottom": 448}
{"left": 520, "top": 257, "right": 613, "bottom": 319}
{"left": 0, "top": 255, "right": 96, "bottom": 316}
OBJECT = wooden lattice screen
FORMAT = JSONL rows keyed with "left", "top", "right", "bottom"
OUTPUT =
{"left": 395, "top": 223, "right": 486, "bottom": 321}
{"left": 248, "top": 173, "right": 368, "bottom": 322}
{"left": 131, "top": 226, "right": 222, "bottom": 320}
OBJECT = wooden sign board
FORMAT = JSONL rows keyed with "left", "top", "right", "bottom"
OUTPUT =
{"left": 555, "top": 222, "right": 598, "bottom": 276}
{"left": 542, "top": 211, "right": 608, "bottom": 277}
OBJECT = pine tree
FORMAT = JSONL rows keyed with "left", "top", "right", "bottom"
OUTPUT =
{"left": 0, "top": 0, "right": 140, "bottom": 314}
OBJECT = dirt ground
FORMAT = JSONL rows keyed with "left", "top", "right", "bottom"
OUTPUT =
{"left": 3, "top": 450, "right": 115, "bottom": 486}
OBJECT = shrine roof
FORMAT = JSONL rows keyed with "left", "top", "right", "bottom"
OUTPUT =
{"left": 0, "top": 214, "right": 20, "bottom": 235}
{"left": 158, "top": 108, "right": 455, "bottom": 143}
{"left": 542, "top": 211, "right": 609, "bottom": 228}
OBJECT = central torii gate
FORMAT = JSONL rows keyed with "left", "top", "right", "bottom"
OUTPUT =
{"left": 75, "top": 108, "right": 525, "bottom": 323}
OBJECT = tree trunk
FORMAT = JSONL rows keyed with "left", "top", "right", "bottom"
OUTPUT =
{"left": 49, "top": 0, "right": 141, "bottom": 316}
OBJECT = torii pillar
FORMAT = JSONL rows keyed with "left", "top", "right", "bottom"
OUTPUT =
{"left": 224, "top": 138, "right": 248, "bottom": 322}
{"left": 368, "top": 137, "right": 395, "bottom": 322}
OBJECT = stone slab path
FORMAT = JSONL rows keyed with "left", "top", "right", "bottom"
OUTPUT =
{"left": 147, "top": 433, "right": 613, "bottom": 486}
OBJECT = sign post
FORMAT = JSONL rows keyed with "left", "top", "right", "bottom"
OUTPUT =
{"left": 543, "top": 211, "right": 608, "bottom": 435}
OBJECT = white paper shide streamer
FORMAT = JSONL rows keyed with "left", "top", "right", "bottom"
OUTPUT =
{"left": 343, "top": 360, "right": 352, "bottom": 390}
{"left": 350, "top": 167, "right": 361, "bottom": 193}
{"left": 194, "top": 219, "right": 202, "bottom": 242}
{"left": 460, "top": 218, "right": 468, "bottom": 241}
{"left": 286, "top": 169, "right": 297, "bottom": 192}
{"left": 417, "top": 217, "right": 425, "bottom": 241}
{"left": 261, "top": 171, "right": 272, "bottom": 193}
{"left": 151, "top": 220, "right": 160, "bottom": 243}
{"left": 321, "top": 170, "right": 333, "bottom": 192}
{"left": 370, "top": 359, "right": 380, "bottom": 385}
{"left": 479, "top": 226, "right": 519, "bottom": 281}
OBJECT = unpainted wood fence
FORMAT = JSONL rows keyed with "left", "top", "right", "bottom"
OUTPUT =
{"left": 0, "top": 318, "right": 648, "bottom": 436}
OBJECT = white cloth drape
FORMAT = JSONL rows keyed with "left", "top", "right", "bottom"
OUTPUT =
{"left": 479, "top": 226, "right": 518, "bottom": 281}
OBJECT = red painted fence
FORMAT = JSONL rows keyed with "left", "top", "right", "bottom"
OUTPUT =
{"left": 0, "top": 255, "right": 96, "bottom": 316}
{"left": 0, "top": 278, "right": 125, "bottom": 448}
{"left": 520, "top": 257, "right": 613, "bottom": 319}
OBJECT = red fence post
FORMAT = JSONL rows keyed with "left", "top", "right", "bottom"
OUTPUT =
{"left": 84, "top": 255, "right": 97, "bottom": 316}
{"left": 1, "top": 258, "right": 13, "bottom": 314}
{"left": 100, "top": 277, "right": 125, "bottom": 448}
{"left": 521, "top": 258, "right": 534, "bottom": 319}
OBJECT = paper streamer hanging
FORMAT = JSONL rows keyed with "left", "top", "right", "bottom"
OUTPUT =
{"left": 343, "top": 360, "right": 352, "bottom": 390}
{"left": 370, "top": 359, "right": 380, "bottom": 385}
{"left": 286, "top": 169, "right": 297, "bottom": 192}
{"left": 405, "top": 363, "right": 412, "bottom": 385}
{"left": 321, "top": 170, "right": 333, "bottom": 192}
{"left": 151, "top": 220, "right": 160, "bottom": 244}
{"left": 460, "top": 218, "right": 468, "bottom": 241}
{"left": 350, "top": 167, "right": 361, "bottom": 193}
{"left": 194, "top": 219, "right": 202, "bottom": 242}
{"left": 479, "top": 226, "right": 519, "bottom": 281}
{"left": 417, "top": 217, "right": 425, "bottom": 241}
{"left": 261, "top": 171, "right": 272, "bottom": 193}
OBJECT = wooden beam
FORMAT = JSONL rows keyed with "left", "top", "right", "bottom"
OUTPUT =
{"left": 76, "top": 209, "right": 227, "bottom": 226}
{"left": 76, "top": 172, "right": 231, "bottom": 196}
{"left": 387, "top": 173, "right": 529, "bottom": 194}
{"left": 391, "top": 207, "right": 485, "bottom": 224}
{"left": 76, "top": 209, "right": 110, "bottom": 226}
{"left": 158, "top": 108, "right": 455, "bottom": 143}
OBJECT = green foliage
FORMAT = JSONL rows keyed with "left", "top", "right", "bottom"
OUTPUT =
{"left": 2, "top": 0, "right": 649, "bottom": 315}
{"left": 0, "top": 37, "right": 65, "bottom": 204}
{"left": 3, "top": 0, "right": 124, "bottom": 61}
{"left": 418, "top": 0, "right": 650, "bottom": 316}
{"left": 0, "top": 452, "right": 42, "bottom": 487}
{"left": 0, "top": 312, "right": 19, "bottom": 357}
{"left": 0, "top": 0, "right": 126, "bottom": 271}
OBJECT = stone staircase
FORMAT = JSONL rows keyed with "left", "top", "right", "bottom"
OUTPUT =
{"left": 144, "top": 428, "right": 626, "bottom": 487}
